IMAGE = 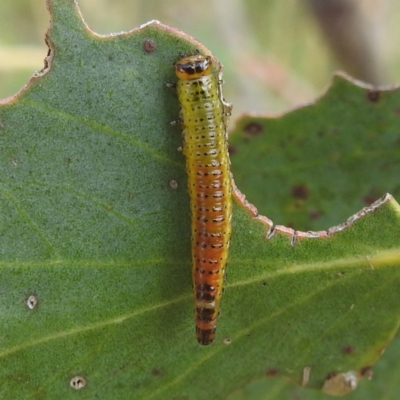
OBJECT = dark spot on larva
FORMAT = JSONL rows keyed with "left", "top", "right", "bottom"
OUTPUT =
{"left": 197, "top": 283, "right": 215, "bottom": 291}
{"left": 291, "top": 184, "right": 308, "bottom": 200}
{"left": 366, "top": 89, "right": 380, "bottom": 102}
{"left": 363, "top": 194, "right": 378, "bottom": 205}
{"left": 64, "top": 157, "right": 72, "bottom": 163}
{"left": 196, "top": 292, "right": 215, "bottom": 302}
{"left": 108, "top": 55, "right": 113, "bottom": 61}
{"left": 343, "top": 345, "right": 354, "bottom": 354}
{"left": 243, "top": 121, "right": 263, "bottom": 136}
{"left": 196, "top": 327, "right": 215, "bottom": 345}
{"left": 338, "top": 271, "right": 345, "bottom": 277}
{"left": 309, "top": 209, "right": 321, "bottom": 220}
{"left": 262, "top": 282, "right": 267, "bottom": 286}
{"left": 143, "top": 39, "right": 156, "bottom": 53}
{"left": 196, "top": 308, "right": 215, "bottom": 322}
{"left": 266, "top": 368, "right": 279, "bottom": 377}
{"left": 151, "top": 367, "right": 163, "bottom": 376}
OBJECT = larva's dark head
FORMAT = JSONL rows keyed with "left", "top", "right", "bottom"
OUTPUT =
{"left": 174, "top": 54, "right": 213, "bottom": 80}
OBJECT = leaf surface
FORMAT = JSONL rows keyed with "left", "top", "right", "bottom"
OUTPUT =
{"left": 1, "top": 1, "right": 400, "bottom": 399}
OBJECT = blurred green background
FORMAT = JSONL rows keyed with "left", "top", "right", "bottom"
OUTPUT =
{"left": 1, "top": 0, "right": 399, "bottom": 118}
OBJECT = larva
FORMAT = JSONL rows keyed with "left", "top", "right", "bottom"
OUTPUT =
{"left": 174, "top": 54, "right": 232, "bottom": 345}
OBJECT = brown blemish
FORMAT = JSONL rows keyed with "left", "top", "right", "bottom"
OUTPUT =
{"left": 343, "top": 345, "right": 354, "bottom": 354}
{"left": 151, "top": 367, "right": 163, "bottom": 376}
{"left": 291, "top": 184, "right": 308, "bottom": 200}
{"left": 228, "top": 144, "right": 236, "bottom": 155}
{"left": 143, "top": 39, "right": 156, "bottom": 53}
{"left": 266, "top": 368, "right": 279, "bottom": 377}
{"left": 325, "top": 371, "right": 337, "bottom": 380}
{"left": 243, "top": 121, "right": 263, "bottom": 136}
{"left": 128, "top": 192, "right": 135, "bottom": 199}
{"left": 363, "top": 194, "right": 378, "bottom": 205}
{"left": 43, "top": 37, "right": 52, "bottom": 70}
{"left": 366, "top": 89, "right": 380, "bottom": 103}
{"left": 309, "top": 210, "right": 321, "bottom": 220}
{"left": 360, "top": 366, "right": 373, "bottom": 380}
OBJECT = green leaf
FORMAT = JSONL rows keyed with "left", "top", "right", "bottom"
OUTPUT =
{"left": 227, "top": 334, "right": 400, "bottom": 399}
{"left": 1, "top": 1, "right": 400, "bottom": 399}
{"left": 229, "top": 77, "right": 400, "bottom": 231}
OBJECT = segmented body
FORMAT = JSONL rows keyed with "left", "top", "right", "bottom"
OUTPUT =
{"left": 174, "top": 54, "right": 232, "bottom": 345}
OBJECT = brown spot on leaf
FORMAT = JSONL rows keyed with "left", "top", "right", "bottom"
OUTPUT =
{"left": 151, "top": 367, "right": 163, "bottom": 376}
{"left": 143, "top": 39, "right": 156, "bottom": 53}
{"left": 366, "top": 89, "right": 380, "bottom": 103}
{"left": 309, "top": 210, "right": 321, "bottom": 220}
{"left": 343, "top": 345, "right": 354, "bottom": 354}
{"left": 243, "top": 121, "right": 263, "bottom": 136}
{"left": 363, "top": 194, "right": 378, "bottom": 205}
{"left": 325, "top": 371, "right": 337, "bottom": 380}
{"left": 291, "top": 184, "right": 308, "bottom": 200}
{"left": 266, "top": 368, "right": 279, "bottom": 377}
{"left": 360, "top": 365, "right": 372, "bottom": 377}
{"left": 228, "top": 144, "right": 236, "bottom": 155}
